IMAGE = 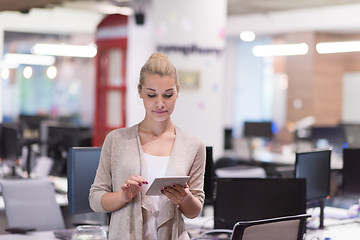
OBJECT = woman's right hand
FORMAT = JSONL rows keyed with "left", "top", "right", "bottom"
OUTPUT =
{"left": 120, "top": 175, "right": 148, "bottom": 203}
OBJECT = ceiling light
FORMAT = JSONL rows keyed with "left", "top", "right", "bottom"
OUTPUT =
{"left": 252, "top": 43, "right": 308, "bottom": 57}
{"left": 4, "top": 53, "right": 55, "bottom": 66}
{"left": 240, "top": 31, "right": 256, "bottom": 42}
{"left": 316, "top": 41, "right": 360, "bottom": 54}
{"left": 47, "top": 66, "right": 57, "bottom": 79}
{"left": 32, "top": 44, "right": 97, "bottom": 58}
{"left": 23, "top": 66, "right": 33, "bottom": 79}
{"left": 1, "top": 68, "right": 10, "bottom": 79}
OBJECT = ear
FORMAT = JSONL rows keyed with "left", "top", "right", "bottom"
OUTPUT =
{"left": 138, "top": 85, "right": 143, "bottom": 98}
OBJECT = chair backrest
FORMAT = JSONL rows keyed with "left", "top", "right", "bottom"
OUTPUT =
{"left": 230, "top": 214, "right": 311, "bottom": 240}
{"left": 0, "top": 178, "right": 65, "bottom": 231}
{"left": 67, "top": 147, "right": 101, "bottom": 214}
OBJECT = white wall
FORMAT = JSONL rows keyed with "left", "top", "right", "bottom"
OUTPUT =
{"left": 343, "top": 72, "right": 360, "bottom": 123}
{"left": 151, "top": 0, "right": 227, "bottom": 159}
{"left": 126, "top": 0, "right": 155, "bottom": 127}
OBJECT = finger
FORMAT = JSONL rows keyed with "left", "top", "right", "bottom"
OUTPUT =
{"left": 120, "top": 183, "right": 131, "bottom": 191}
{"left": 128, "top": 176, "right": 149, "bottom": 185}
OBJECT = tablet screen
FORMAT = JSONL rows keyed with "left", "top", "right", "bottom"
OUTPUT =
{"left": 145, "top": 176, "right": 190, "bottom": 196}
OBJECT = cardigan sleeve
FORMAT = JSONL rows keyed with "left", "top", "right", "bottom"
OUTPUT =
{"left": 187, "top": 139, "right": 206, "bottom": 205}
{"left": 89, "top": 130, "right": 114, "bottom": 213}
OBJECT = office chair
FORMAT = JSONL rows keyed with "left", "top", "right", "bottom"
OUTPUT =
{"left": 193, "top": 214, "right": 310, "bottom": 240}
{"left": 0, "top": 178, "right": 65, "bottom": 231}
{"left": 230, "top": 214, "right": 310, "bottom": 240}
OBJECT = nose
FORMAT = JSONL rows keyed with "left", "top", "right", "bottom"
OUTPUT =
{"left": 155, "top": 96, "right": 165, "bottom": 109}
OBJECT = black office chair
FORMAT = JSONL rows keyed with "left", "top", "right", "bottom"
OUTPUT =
{"left": 230, "top": 214, "right": 310, "bottom": 240}
{"left": 192, "top": 214, "right": 310, "bottom": 240}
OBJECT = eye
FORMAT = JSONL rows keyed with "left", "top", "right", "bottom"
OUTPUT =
{"left": 147, "top": 94, "right": 156, "bottom": 98}
{"left": 164, "top": 93, "right": 174, "bottom": 98}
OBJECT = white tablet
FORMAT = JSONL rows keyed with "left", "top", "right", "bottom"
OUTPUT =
{"left": 145, "top": 176, "right": 190, "bottom": 196}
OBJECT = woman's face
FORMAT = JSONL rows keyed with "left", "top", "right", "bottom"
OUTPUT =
{"left": 139, "top": 74, "right": 179, "bottom": 122}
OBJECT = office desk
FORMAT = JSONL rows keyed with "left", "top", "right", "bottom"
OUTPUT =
{"left": 0, "top": 231, "right": 59, "bottom": 239}
{"left": 185, "top": 206, "right": 360, "bottom": 240}
{"left": 252, "top": 148, "right": 343, "bottom": 170}
{"left": 305, "top": 221, "right": 360, "bottom": 240}
{"left": 0, "top": 219, "right": 359, "bottom": 240}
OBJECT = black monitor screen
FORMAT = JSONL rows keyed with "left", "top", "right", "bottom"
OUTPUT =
{"left": 243, "top": 121, "right": 273, "bottom": 138}
{"left": 343, "top": 125, "right": 360, "bottom": 148}
{"left": 311, "top": 126, "right": 346, "bottom": 153}
{"left": 342, "top": 148, "right": 360, "bottom": 195}
{"left": 19, "top": 114, "right": 49, "bottom": 133}
{"left": 204, "top": 146, "right": 215, "bottom": 205}
{"left": 295, "top": 150, "right": 331, "bottom": 202}
{"left": 1, "top": 125, "right": 21, "bottom": 161}
{"left": 213, "top": 178, "right": 306, "bottom": 229}
{"left": 67, "top": 147, "right": 101, "bottom": 214}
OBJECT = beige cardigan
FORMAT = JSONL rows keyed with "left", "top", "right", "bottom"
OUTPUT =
{"left": 89, "top": 124, "right": 206, "bottom": 240}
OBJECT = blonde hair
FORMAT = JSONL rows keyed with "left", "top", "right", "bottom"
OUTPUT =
{"left": 138, "top": 52, "right": 180, "bottom": 90}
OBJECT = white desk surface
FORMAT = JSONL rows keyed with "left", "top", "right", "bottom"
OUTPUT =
{"left": 252, "top": 148, "right": 343, "bottom": 169}
{"left": 185, "top": 206, "right": 360, "bottom": 240}
{"left": 0, "top": 231, "right": 59, "bottom": 239}
{"left": 0, "top": 219, "right": 359, "bottom": 240}
{"left": 305, "top": 222, "right": 360, "bottom": 240}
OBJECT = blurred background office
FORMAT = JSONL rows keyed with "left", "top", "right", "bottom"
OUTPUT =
{"left": 1, "top": 0, "right": 360, "bottom": 238}
{"left": 2, "top": 0, "right": 360, "bottom": 174}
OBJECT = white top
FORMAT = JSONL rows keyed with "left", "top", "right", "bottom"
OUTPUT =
{"left": 143, "top": 153, "right": 170, "bottom": 240}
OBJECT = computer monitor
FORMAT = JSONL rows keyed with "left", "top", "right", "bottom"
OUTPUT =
{"left": 19, "top": 114, "right": 49, "bottom": 139}
{"left": 342, "top": 124, "right": 360, "bottom": 148}
{"left": 342, "top": 148, "right": 360, "bottom": 195}
{"left": 204, "top": 146, "right": 215, "bottom": 205}
{"left": 310, "top": 126, "right": 346, "bottom": 154}
{"left": 67, "top": 147, "right": 101, "bottom": 215}
{"left": 243, "top": 121, "right": 273, "bottom": 138}
{"left": 47, "top": 124, "right": 92, "bottom": 176}
{"left": 295, "top": 150, "right": 331, "bottom": 202}
{"left": 0, "top": 124, "right": 21, "bottom": 161}
{"left": 213, "top": 178, "right": 306, "bottom": 229}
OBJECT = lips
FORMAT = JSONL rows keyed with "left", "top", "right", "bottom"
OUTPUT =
{"left": 154, "top": 110, "right": 167, "bottom": 115}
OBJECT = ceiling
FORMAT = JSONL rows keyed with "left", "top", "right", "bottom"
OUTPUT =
{"left": 227, "top": 0, "right": 360, "bottom": 15}
{"left": 1, "top": 0, "right": 360, "bottom": 15}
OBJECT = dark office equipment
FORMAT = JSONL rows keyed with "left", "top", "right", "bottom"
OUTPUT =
{"left": 0, "top": 124, "right": 21, "bottom": 161}
{"left": 295, "top": 150, "right": 331, "bottom": 202}
{"left": 310, "top": 126, "right": 346, "bottom": 154}
{"left": 230, "top": 214, "right": 310, "bottom": 240}
{"left": 48, "top": 124, "right": 92, "bottom": 176}
{"left": 67, "top": 147, "right": 101, "bottom": 215}
{"left": 243, "top": 121, "right": 273, "bottom": 138}
{"left": 342, "top": 124, "right": 360, "bottom": 148}
{"left": 342, "top": 148, "right": 360, "bottom": 195}
{"left": 204, "top": 146, "right": 215, "bottom": 205}
{"left": 224, "top": 128, "right": 233, "bottom": 150}
{"left": 18, "top": 114, "right": 49, "bottom": 138}
{"left": 295, "top": 149, "right": 331, "bottom": 229}
{"left": 213, "top": 178, "right": 306, "bottom": 229}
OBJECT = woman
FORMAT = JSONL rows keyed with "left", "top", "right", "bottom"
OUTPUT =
{"left": 89, "top": 52, "right": 206, "bottom": 240}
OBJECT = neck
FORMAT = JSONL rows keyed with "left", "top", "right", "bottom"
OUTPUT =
{"left": 139, "top": 119, "right": 175, "bottom": 136}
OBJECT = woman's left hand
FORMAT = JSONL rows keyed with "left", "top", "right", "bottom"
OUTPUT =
{"left": 161, "top": 183, "right": 190, "bottom": 205}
